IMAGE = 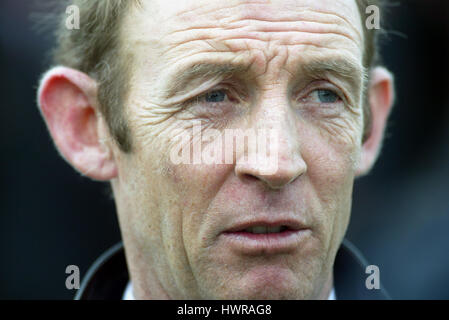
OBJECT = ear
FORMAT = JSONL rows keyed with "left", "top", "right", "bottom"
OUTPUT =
{"left": 37, "top": 66, "right": 118, "bottom": 180}
{"left": 356, "top": 66, "right": 395, "bottom": 176}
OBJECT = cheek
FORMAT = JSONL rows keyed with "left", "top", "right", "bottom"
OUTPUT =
{"left": 301, "top": 125, "right": 358, "bottom": 235}
{"left": 169, "top": 162, "right": 232, "bottom": 236}
{"left": 124, "top": 102, "right": 235, "bottom": 242}
{"left": 115, "top": 154, "right": 166, "bottom": 243}
{"left": 301, "top": 114, "right": 360, "bottom": 186}
{"left": 306, "top": 143, "right": 356, "bottom": 195}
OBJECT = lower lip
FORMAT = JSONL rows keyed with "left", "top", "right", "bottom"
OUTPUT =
{"left": 220, "top": 229, "right": 310, "bottom": 255}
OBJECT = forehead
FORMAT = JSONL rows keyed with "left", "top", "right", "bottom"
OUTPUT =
{"left": 135, "top": 0, "right": 362, "bottom": 27}
{"left": 123, "top": 0, "right": 364, "bottom": 79}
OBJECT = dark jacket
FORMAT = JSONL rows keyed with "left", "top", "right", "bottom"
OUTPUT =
{"left": 75, "top": 239, "right": 390, "bottom": 300}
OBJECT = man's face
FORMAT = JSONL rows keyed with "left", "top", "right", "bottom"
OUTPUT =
{"left": 113, "top": 0, "right": 365, "bottom": 299}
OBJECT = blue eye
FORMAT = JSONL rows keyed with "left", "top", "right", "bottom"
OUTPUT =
{"left": 316, "top": 90, "right": 339, "bottom": 103}
{"left": 205, "top": 90, "right": 226, "bottom": 103}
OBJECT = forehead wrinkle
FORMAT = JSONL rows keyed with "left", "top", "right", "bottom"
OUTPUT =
{"left": 170, "top": 0, "right": 272, "bottom": 23}
{"left": 158, "top": 27, "right": 362, "bottom": 70}
{"left": 300, "top": 3, "right": 363, "bottom": 43}
{"left": 125, "top": 1, "right": 364, "bottom": 72}
{"left": 127, "top": 0, "right": 364, "bottom": 54}
{"left": 160, "top": 1, "right": 363, "bottom": 45}
{"left": 222, "top": 8, "right": 363, "bottom": 44}
{"left": 156, "top": 15, "right": 362, "bottom": 63}
{"left": 162, "top": 29, "right": 360, "bottom": 55}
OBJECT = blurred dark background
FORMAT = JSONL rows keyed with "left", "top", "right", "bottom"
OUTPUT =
{"left": 1, "top": 0, "right": 448, "bottom": 299}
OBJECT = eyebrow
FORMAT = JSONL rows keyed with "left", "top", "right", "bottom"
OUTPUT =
{"left": 163, "top": 58, "right": 366, "bottom": 100}
{"left": 163, "top": 63, "right": 250, "bottom": 98}
{"left": 301, "top": 58, "right": 367, "bottom": 98}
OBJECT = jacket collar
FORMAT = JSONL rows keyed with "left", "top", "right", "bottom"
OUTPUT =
{"left": 75, "top": 239, "right": 390, "bottom": 300}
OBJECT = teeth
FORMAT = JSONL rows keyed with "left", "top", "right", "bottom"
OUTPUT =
{"left": 245, "top": 226, "right": 283, "bottom": 234}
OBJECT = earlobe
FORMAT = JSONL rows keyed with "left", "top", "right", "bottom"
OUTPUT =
{"left": 356, "top": 66, "right": 395, "bottom": 176}
{"left": 38, "top": 66, "right": 118, "bottom": 181}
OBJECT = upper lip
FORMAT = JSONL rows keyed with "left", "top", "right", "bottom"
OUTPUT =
{"left": 223, "top": 219, "right": 307, "bottom": 233}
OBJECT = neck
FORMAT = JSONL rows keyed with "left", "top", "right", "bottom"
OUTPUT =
{"left": 316, "top": 270, "right": 334, "bottom": 300}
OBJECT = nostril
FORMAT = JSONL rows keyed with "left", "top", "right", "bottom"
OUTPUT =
{"left": 235, "top": 156, "right": 305, "bottom": 190}
{"left": 238, "top": 173, "right": 260, "bottom": 184}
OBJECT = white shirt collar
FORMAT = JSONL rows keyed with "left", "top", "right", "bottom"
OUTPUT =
{"left": 328, "top": 287, "right": 337, "bottom": 300}
{"left": 123, "top": 281, "right": 135, "bottom": 300}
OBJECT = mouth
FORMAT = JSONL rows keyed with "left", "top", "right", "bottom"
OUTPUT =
{"left": 236, "top": 225, "right": 291, "bottom": 234}
{"left": 221, "top": 220, "right": 310, "bottom": 255}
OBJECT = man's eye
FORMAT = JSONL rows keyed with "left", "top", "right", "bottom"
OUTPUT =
{"left": 204, "top": 90, "right": 226, "bottom": 103}
{"left": 185, "top": 89, "right": 233, "bottom": 112}
{"left": 310, "top": 89, "right": 340, "bottom": 104}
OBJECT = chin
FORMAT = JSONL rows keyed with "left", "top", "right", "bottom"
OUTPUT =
{"left": 216, "top": 268, "right": 315, "bottom": 300}
{"left": 222, "top": 283, "right": 311, "bottom": 300}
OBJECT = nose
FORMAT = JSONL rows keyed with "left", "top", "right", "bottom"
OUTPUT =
{"left": 234, "top": 99, "right": 307, "bottom": 190}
